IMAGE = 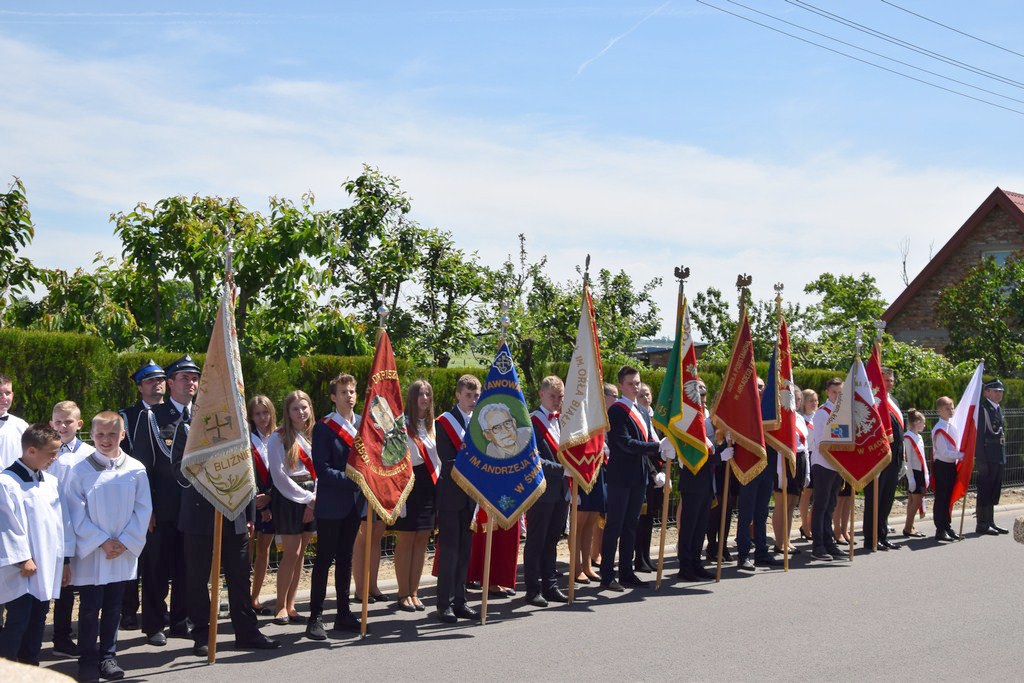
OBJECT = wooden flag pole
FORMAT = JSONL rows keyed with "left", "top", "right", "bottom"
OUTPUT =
{"left": 849, "top": 490, "right": 855, "bottom": 561}
{"left": 568, "top": 479, "right": 578, "bottom": 605}
{"left": 656, "top": 460, "right": 672, "bottom": 589}
{"left": 715, "top": 471, "right": 731, "bottom": 582}
{"left": 480, "top": 518, "right": 494, "bottom": 625}
{"left": 959, "top": 491, "right": 968, "bottom": 538}
{"left": 360, "top": 511, "right": 373, "bottom": 636}
{"left": 872, "top": 475, "right": 879, "bottom": 551}
{"left": 782, "top": 480, "right": 789, "bottom": 572}
{"left": 207, "top": 510, "right": 223, "bottom": 664}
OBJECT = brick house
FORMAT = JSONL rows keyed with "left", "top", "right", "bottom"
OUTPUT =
{"left": 883, "top": 187, "right": 1024, "bottom": 351}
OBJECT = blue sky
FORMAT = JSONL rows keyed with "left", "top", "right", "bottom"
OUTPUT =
{"left": 4, "top": 1, "right": 1024, "bottom": 335}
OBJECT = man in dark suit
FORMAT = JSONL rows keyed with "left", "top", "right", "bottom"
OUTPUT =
{"left": 677, "top": 381, "right": 716, "bottom": 581}
{"left": 736, "top": 378, "right": 782, "bottom": 571}
{"left": 863, "top": 367, "right": 904, "bottom": 551}
{"left": 633, "top": 382, "right": 662, "bottom": 574}
{"left": 434, "top": 375, "right": 481, "bottom": 623}
{"left": 524, "top": 376, "right": 570, "bottom": 607}
{"left": 117, "top": 360, "right": 166, "bottom": 631}
{"left": 170, "top": 375, "right": 280, "bottom": 657}
{"left": 600, "top": 366, "right": 666, "bottom": 591}
{"left": 305, "top": 373, "right": 364, "bottom": 640}
{"left": 976, "top": 379, "right": 1008, "bottom": 535}
{"left": 135, "top": 356, "right": 195, "bottom": 646}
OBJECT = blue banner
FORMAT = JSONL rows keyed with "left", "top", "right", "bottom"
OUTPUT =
{"left": 452, "top": 342, "right": 546, "bottom": 529}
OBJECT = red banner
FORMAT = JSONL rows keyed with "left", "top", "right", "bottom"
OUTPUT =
{"left": 821, "top": 359, "right": 891, "bottom": 491}
{"left": 764, "top": 318, "right": 798, "bottom": 475}
{"left": 864, "top": 341, "right": 893, "bottom": 443}
{"left": 710, "top": 309, "right": 766, "bottom": 485}
{"left": 346, "top": 330, "right": 414, "bottom": 524}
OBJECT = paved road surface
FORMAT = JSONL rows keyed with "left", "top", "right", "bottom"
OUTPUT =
{"left": 40, "top": 507, "right": 1024, "bottom": 682}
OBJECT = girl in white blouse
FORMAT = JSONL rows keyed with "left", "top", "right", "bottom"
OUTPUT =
{"left": 267, "top": 390, "right": 315, "bottom": 625}
{"left": 247, "top": 395, "right": 277, "bottom": 616}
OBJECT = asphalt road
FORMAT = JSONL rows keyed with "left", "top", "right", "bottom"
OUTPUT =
{"left": 40, "top": 506, "right": 1024, "bottom": 682}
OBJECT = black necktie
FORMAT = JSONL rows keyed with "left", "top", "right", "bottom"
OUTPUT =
{"left": 182, "top": 405, "right": 191, "bottom": 422}
{"left": 0, "top": 415, "right": 8, "bottom": 422}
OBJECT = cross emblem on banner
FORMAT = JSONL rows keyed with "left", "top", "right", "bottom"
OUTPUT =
{"left": 204, "top": 413, "right": 232, "bottom": 443}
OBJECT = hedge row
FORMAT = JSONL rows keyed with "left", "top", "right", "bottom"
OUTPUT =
{"left": 1, "top": 328, "right": 1021, "bottom": 425}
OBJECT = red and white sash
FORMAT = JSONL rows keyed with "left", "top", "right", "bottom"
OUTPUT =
{"left": 530, "top": 409, "right": 560, "bottom": 456}
{"left": 321, "top": 411, "right": 360, "bottom": 449}
{"left": 902, "top": 433, "right": 930, "bottom": 491}
{"left": 251, "top": 432, "right": 271, "bottom": 488}
{"left": 281, "top": 430, "right": 316, "bottom": 481}
{"left": 408, "top": 422, "right": 441, "bottom": 485}
{"left": 437, "top": 411, "right": 467, "bottom": 450}
{"left": 612, "top": 398, "right": 649, "bottom": 441}
{"left": 932, "top": 428, "right": 956, "bottom": 449}
{"left": 887, "top": 396, "right": 904, "bottom": 430}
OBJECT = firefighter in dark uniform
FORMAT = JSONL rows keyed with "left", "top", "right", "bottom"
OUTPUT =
{"left": 976, "top": 379, "right": 1008, "bottom": 535}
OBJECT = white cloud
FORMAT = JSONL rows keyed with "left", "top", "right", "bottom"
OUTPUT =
{"left": 2, "top": 34, "right": 1021, "bottom": 337}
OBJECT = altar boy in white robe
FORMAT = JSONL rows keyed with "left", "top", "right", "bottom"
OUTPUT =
{"left": 0, "top": 423, "right": 68, "bottom": 666}
{"left": 65, "top": 412, "right": 152, "bottom": 683}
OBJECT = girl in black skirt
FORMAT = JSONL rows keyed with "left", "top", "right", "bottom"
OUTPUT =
{"left": 267, "top": 390, "right": 316, "bottom": 624}
{"left": 393, "top": 380, "right": 439, "bottom": 612}
{"left": 248, "top": 395, "right": 278, "bottom": 616}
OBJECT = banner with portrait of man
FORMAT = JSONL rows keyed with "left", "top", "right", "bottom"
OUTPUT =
{"left": 452, "top": 341, "right": 547, "bottom": 529}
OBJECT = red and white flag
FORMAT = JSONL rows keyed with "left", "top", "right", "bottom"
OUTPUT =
{"left": 864, "top": 340, "right": 893, "bottom": 443}
{"left": 819, "top": 358, "right": 891, "bottom": 491}
{"left": 950, "top": 362, "right": 985, "bottom": 513}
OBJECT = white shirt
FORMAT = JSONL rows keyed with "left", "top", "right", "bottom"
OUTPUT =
{"left": 51, "top": 438, "right": 96, "bottom": 499}
{"left": 66, "top": 451, "right": 152, "bottom": 586}
{"left": 810, "top": 401, "right": 836, "bottom": 471}
{"left": 407, "top": 420, "right": 437, "bottom": 467}
{"left": 267, "top": 431, "right": 315, "bottom": 504}
{"left": 0, "top": 413, "right": 30, "bottom": 469}
{"left": 0, "top": 460, "right": 68, "bottom": 603}
{"left": 931, "top": 419, "right": 963, "bottom": 463}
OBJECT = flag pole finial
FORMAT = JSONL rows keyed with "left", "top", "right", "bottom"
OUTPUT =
{"left": 224, "top": 239, "right": 235, "bottom": 287}
{"left": 583, "top": 254, "right": 591, "bottom": 289}
{"left": 499, "top": 303, "right": 510, "bottom": 344}
{"left": 855, "top": 326, "right": 863, "bottom": 358}
{"left": 773, "top": 282, "right": 784, "bottom": 321}
{"left": 674, "top": 265, "right": 690, "bottom": 297}
{"left": 873, "top": 319, "right": 886, "bottom": 341}
{"left": 377, "top": 304, "right": 389, "bottom": 331}
{"left": 735, "top": 273, "right": 752, "bottom": 312}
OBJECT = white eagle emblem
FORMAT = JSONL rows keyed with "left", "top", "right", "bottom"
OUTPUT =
{"left": 778, "top": 379, "right": 798, "bottom": 413}
{"left": 683, "top": 380, "right": 703, "bottom": 406}
{"left": 853, "top": 399, "right": 875, "bottom": 437}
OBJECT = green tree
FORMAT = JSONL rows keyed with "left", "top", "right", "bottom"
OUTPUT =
{"left": 936, "top": 255, "right": 1024, "bottom": 378}
{"left": 0, "top": 177, "right": 38, "bottom": 321}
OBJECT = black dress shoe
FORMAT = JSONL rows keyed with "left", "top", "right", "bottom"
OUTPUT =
{"left": 99, "top": 658, "right": 124, "bottom": 681}
{"left": 524, "top": 592, "right": 548, "bottom": 608}
{"left": 331, "top": 612, "right": 362, "bottom": 633}
{"left": 620, "top": 574, "right": 647, "bottom": 587}
{"left": 945, "top": 529, "right": 964, "bottom": 541}
{"left": 634, "top": 560, "right": 655, "bottom": 573}
{"left": 543, "top": 588, "right": 568, "bottom": 603}
{"left": 453, "top": 604, "right": 479, "bottom": 620}
{"left": 436, "top": 607, "right": 457, "bottom": 624}
{"left": 168, "top": 621, "right": 190, "bottom": 638}
{"left": 305, "top": 617, "right": 327, "bottom": 641}
{"left": 119, "top": 613, "right": 139, "bottom": 631}
{"left": 145, "top": 632, "right": 167, "bottom": 647}
{"left": 903, "top": 530, "right": 926, "bottom": 538}
{"left": 600, "top": 580, "right": 625, "bottom": 592}
{"left": 397, "top": 596, "right": 416, "bottom": 613}
{"left": 991, "top": 524, "right": 1009, "bottom": 535}
{"left": 675, "top": 568, "right": 697, "bottom": 582}
{"left": 879, "top": 540, "right": 899, "bottom": 550}
{"left": 272, "top": 616, "right": 290, "bottom": 625}
{"left": 192, "top": 643, "right": 208, "bottom": 657}
{"left": 52, "top": 638, "right": 78, "bottom": 657}
{"left": 935, "top": 531, "right": 951, "bottom": 541}
{"left": 694, "top": 566, "right": 715, "bottom": 580}
{"left": 977, "top": 526, "right": 1000, "bottom": 536}
{"left": 236, "top": 633, "right": 282, "bottom": 649}
{"left": 754, "top": 555, "right": 783, "bottom": 568}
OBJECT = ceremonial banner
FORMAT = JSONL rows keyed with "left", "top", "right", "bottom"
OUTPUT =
{"left": 453, "top": 342, "right": 546, "bottom": 529}
{"left": 653, "top": 296, "right": 708, "bottom": 475}
{"left": 181, "top": 286, "right": 255, "bottom": 520}
{"left": 950, "top": 362, "right": 985, "bottom": 513}
{"left": 347, "top": 330, "right": 414, "bottom": 524}
{"left": 710, "top": 308, "right": 766, "bottom": 485}
{"left": 557, "top": 287, "right": 609, "bottom": 493}
{"left": 762, "top": 318, "right": 798, "bottom": 476}
{"left": 819, "top": 359, "right": 891, "bottom": 491}
{"left": 865, "top": 341, "right": 893, "bottom": 442}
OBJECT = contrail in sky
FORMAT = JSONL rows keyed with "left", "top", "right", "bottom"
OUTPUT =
{"left": 574, "top": 1, "right": 673, "bottom": 79}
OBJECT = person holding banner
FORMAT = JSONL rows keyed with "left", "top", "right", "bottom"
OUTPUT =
{"left": 901, "top": 409, "right": 929, "bottom": 538}
{"left": 676, "top": 382, "right": 716, "bottom": 581}
{"left": 736, "top": 378, "right": 782, "bottom": 570}
{"left": 772, "top": 386, "right": 807, "bottom": 556}
{"left": 797, "top": 389, "right": 818, "bottom": 541}
{"left": 394, "top": 380, "right": 439, "bottom": 612}
{"left": 574, "top": 385, "right": 615, "bottom": 583}
{"left": 863, "top": 367, "right": 904, "bottom": 552}
{"left": 306, "top": 374, "right": 364, "bottom": 639}
{"left": 810, "top": 378, "right": 846, "bottom": 562}
{"left": 267, "top": 390, "right": 317, "bottom": 625}
{"left": 931, "top": 396, "right": 963, "bottom": 542}
{"left": 524, "top": 376, "right": 570, "bottom": 607}
{"left": 247, "top": 395, "right": 277, "bottom": 616}
{"left": 600, "top": 366, "right": 669, "bottom": 592}
{"left": 633, "top": 383, "right": 663, "bottom": 575}
{"left": 434, "top": 375, "right": 481, "bottom": 623}
{"left": 976, "top": 379, "right": 1008, "bottom": 535}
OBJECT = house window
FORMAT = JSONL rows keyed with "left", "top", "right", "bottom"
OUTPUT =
{"left": 982, "top": 249, "right": 1019, "bottom": 265}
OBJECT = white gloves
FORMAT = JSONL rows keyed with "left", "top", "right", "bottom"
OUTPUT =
{"left": 720, "top": 446, "right": 735, "bottom": 462}
{"left": 398, "top": 503, "right": 407, "bottom": 519}
{"left": 654, "top": 472, "right": 666, "bottom": 488}
{"left": 659, "top": 437, "right": 676, "bottom": 460}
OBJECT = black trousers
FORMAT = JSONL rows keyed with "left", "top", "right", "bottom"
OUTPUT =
{"left": 862, "top": 461, "right": 899, "bottom": 544}
{"left": 183, "top": 527, "right": 260, "bottom": 645}
{"left": 634, "top": 485, "right": 662, "bottom": 567}
{"left": 436, "top": 505, "right": 474, "bottom": 611}
{"left": 120, "top": 578, "right": 140, "bottom": 620}
{"left": 736, "top": 454, "right": 775, "bottom": 561}
{"left": 141, "top": 521, "right": 187, "bottom": 636}
{"left": 53, "top": 585, "right": 76, "bottom": 642}
{"left": 524, "top": 496, "right": 569, "bottom": 593}
{"left": 976, "top": 461, "right": 1004, "bottom": 527}
{"left": 678, "top": 465, "right": 714, "bottom": 570}
{"left": 811, "top": 465, "right": 840, "bottom": 553}
{"left": 0, "top": 593, "right": 48, "bottom": 665}
{"left": 600, "top": 481, "right": 646, "bottom": 583}
{"left": 309, "top": 512, "right": 360, "bottom": 620}
{"left": 706, "top": 463, "right": 737, "bottom": 554}
{"left": 77, "top": 582, "right": 124, "bottom": 671}
{"left": 932, "top": 460, "right": 957, "bottom": 532}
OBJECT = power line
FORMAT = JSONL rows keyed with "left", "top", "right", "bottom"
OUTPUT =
{"left": 721, "top": 0, "right": 1024, "bottom": 106}
{"left": 880, "top": 0, "right": 1024, "bottom": 61}
{"left": 786, "top": 0, "right": 1024, "bottom": 90}
{"left": 694, "top": 0, "right": 1024, "bottom": 117}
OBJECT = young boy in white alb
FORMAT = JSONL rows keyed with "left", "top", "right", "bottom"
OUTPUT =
{"left": 0, "top": 373, "right": 30, "bottom": 469}
{"left": 65, "top": 412, "right": 152, "bottom": 682}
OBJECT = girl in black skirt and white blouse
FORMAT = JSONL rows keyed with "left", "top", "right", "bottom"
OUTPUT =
{"left": 268, "top": 390, "right": 316, "bottom": 624}
{"left": 248, "top": 394, "right": 277, "bottom": 616}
